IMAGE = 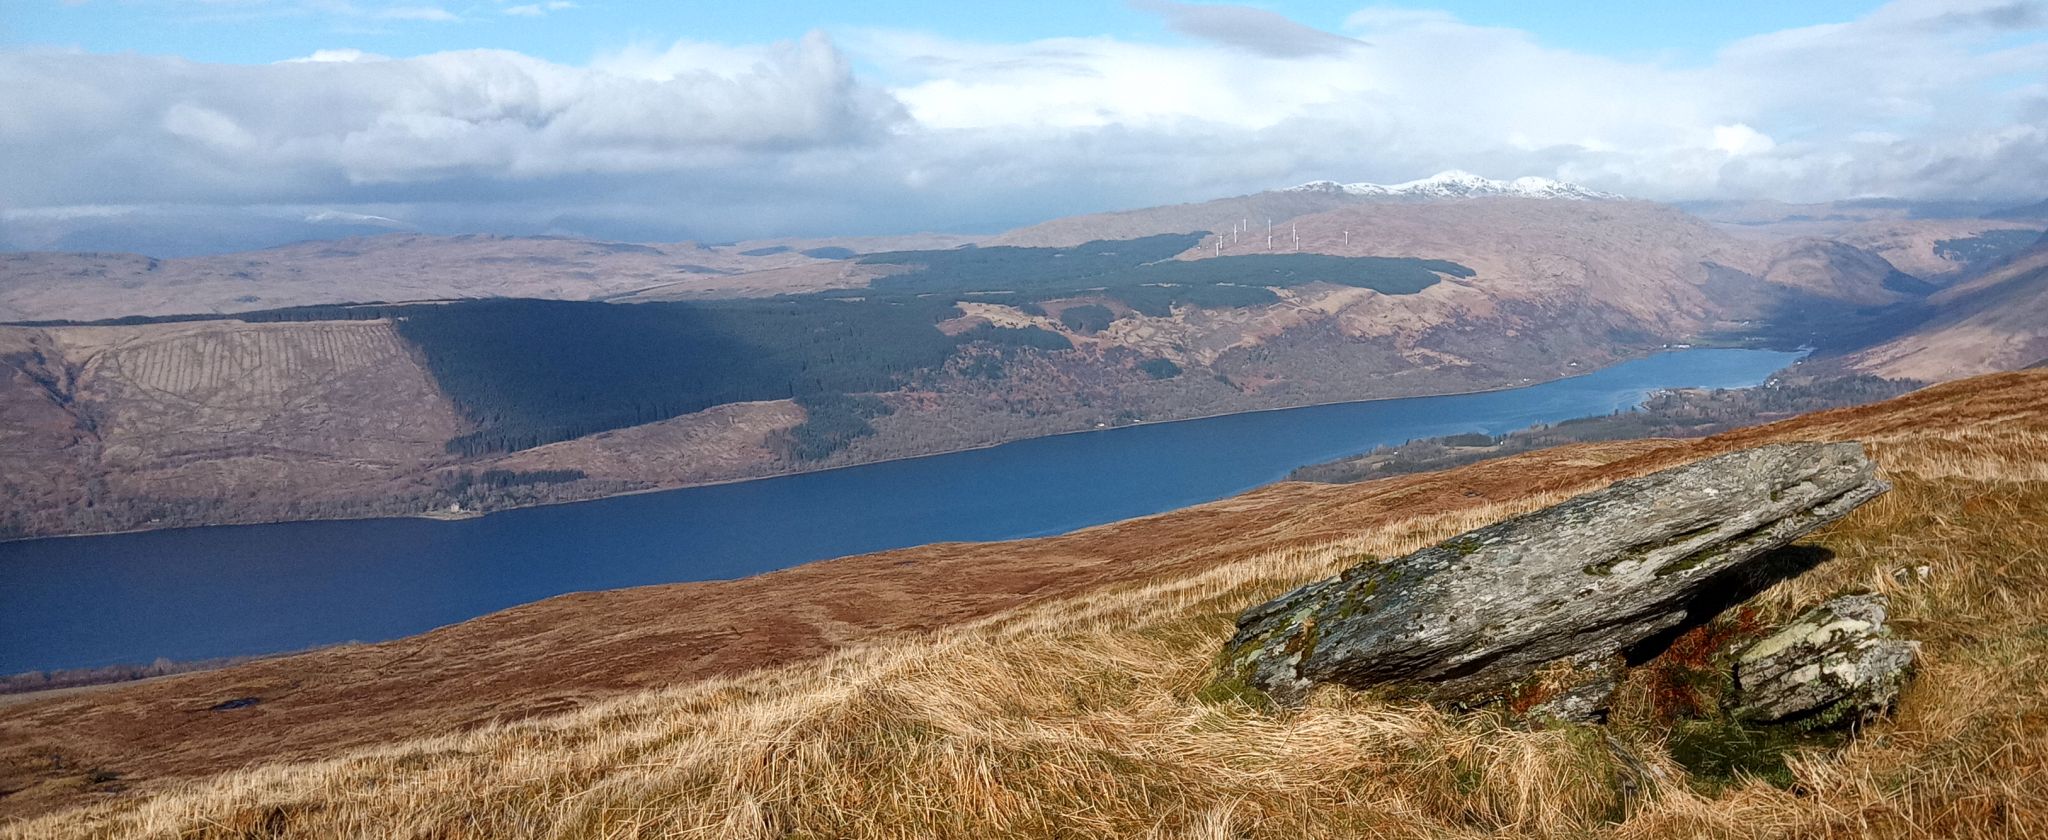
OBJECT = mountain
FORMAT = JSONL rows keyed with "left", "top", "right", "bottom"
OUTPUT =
{"left": 1287, "top": 169, "right": 1622, "bottom": 201}
{"left": 1848, "top": 232, "right": 2048, "bottom": 380}
{"left": 1004, "top": 191, "right": 1916, "bottom": 338}
{"left": 1792, "top": 219, "right": 2045, "bottom": 279}
{"left": 1758, "top": 238, "right": 1936, "bottom": 305}
{"left": 1987, "top": 198, "right": 2048, "bottom": 219}
{"left": 0, "top": 232, "right": 977, "bottom": 323}
{"left": 5, "top": 368, "right": 2045, "bottom": 835}
{"left": 988, "top": 176, "right": 1621, "bottom": 248}
{"left": 0, "top": 186, "right": 1978, "bottom": 540}
{"left": 1683, "top": 197, "right": 2010, "bottom": 225}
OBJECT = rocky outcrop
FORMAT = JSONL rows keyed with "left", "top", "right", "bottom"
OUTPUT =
{"left": 1731, "top": 594, "right": 1917, "bottom": 724}
{"left": 1216, "top": 442, "right": 1891, "bottom": 713}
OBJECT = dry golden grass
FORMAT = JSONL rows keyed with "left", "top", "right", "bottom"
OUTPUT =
{"left": 10, "top": 379, "right": 2048, "bottom": 839}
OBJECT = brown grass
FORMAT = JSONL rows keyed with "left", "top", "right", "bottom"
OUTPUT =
{"left": 8, "top": 372, "right": 2048, "bottom": 839}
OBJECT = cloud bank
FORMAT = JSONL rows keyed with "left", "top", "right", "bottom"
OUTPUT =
{"left": 3, "top": 0, "right": 2045, "bottom": 252}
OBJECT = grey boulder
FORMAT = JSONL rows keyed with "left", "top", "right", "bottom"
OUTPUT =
{"left": 1216, "top": 442, "right": 1891, "bottom": 713}
{"left": 1731, "top": 593, "right": 1917, "bottom": 724}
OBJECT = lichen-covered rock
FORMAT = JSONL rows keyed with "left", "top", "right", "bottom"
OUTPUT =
{"left": 1731, "top": 594, "right": 1917, "bottom": 724}
{"left": 1216, "top": 442, "right": 1890, "bottom": 713}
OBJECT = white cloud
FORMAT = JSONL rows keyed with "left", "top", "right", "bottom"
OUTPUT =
{"left": 281, "top": 48, "right": 390, "bottom": 63}
{"left": 2, "top": 0, "right": 2045, "bottom": 252}
{"left": 0, "top": 33, "right": 903, "bottom": 201}
{"left": 504, "top": 1, "right": 575, "bottom": 16}
{"left": 1712, "top": 123, "right": 1775, "bottom": 156}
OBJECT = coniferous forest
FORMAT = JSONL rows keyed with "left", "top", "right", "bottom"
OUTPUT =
{"left": 395, "top": 297, "right": 965, "bottom": 455}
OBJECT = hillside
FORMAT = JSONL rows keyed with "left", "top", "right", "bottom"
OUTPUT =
{"left": 1718, "top": 217, "right": 2044, "bottom": 280}
{"left": 0, "top": 319, "right": 468, "bottom": 537}
{"left": 0, "top": 232, "right": 977, "bottom": 323}
{"left": 993, "top": 194, "right": 1946, "bottom": 334}
{"left": 4, "top": 369, "right": 2045, "bottom": 837}
{"left": 0, "top": 313, "right": 821, "bottom": 538}
{"left": 2, "top": 192, "right": 2028, "bottom": 540}
{"left": 1848, "top": 234, "right": 2048, "bottom": 380}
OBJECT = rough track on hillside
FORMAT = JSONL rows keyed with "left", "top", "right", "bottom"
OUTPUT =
{"left": 1219, "top": 442, "right": 1890, "bottom": 710}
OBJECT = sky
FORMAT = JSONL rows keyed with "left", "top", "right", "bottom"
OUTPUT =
{"left": 3, "top": 0, "right": 2046, "bottom": 253}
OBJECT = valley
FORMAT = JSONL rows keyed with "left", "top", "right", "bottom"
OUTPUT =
{"left": 0, "top": 347, "right": 1799, "bottom": 676}
{"left": 6, "top": 184, "right": 2037, "bottom": 542}
{"left": 14, "top": 6, "right": 2048, "bottom": 837}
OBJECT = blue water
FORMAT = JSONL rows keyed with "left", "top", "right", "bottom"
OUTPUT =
{"left": 0, "top": 349, "right": 1801, "bottom": 674}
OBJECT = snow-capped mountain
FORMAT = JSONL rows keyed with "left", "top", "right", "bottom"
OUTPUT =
{"left": 1287, "top": 170, "right": 1621, "bottom": 201}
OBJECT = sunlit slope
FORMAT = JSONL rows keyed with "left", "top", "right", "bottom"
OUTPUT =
{"left": 5, "top": 370, "right": 2047, "bottom": 837}
{"left": 1850, "top": 235, "right": 2048, "bottom": 380}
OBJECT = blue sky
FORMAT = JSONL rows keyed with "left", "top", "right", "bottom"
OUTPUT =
{"left": 2, "top": 0, "right": 2044, "bottom": 253}
{"left": 7, "top": 1, "right": 1890, "bottom": 66}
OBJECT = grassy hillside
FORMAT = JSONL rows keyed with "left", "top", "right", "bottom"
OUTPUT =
{"left": 5, "top": 371, "right": 2046, "bottom": 838}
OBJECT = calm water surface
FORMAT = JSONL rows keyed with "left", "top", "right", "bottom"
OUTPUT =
{"left": 0, "top": 349, "right": 1802, "bottom": 673}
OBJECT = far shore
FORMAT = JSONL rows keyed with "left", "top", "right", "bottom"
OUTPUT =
{"left": 0, "top": 343, "right": 1800, "bottom": 547}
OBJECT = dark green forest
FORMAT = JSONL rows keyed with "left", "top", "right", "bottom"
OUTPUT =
{"left": 396, "top": 297, "right": 963, "bottom": 455}
{"left": 403, "top": 302, "right": 1083, "bottom": 456}
{"left": 1934, "top": 229, "right": 2044, "bottom": 266}
{"left": 787, "top": 392, "right": 895, "bottom": 461}
{"left": 1058, "top": 304, "right": 1116, "bottom": 333}
{"left": 1138, "top": 358, "right": 1182, "bottom": 379}
{"left": 950, "top": 323, "right": 1074, "bottom": 351}
{"left": 850, "top": 235, "right": 1472, "bottom": 314}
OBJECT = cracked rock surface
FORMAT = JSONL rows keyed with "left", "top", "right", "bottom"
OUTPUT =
{"left": 1218, "top": 442, "right": 1891, "bottom": 710}
{"left": 1732, "top": 593, "right": 1917, "bottom": 723}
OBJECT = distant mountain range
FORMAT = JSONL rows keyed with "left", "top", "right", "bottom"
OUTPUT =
{"left": 1285, "top": 170, "right": 1622, "bottom": 201}
{"left": 1990, "top": 198, "right": 2048, "bottom": 220}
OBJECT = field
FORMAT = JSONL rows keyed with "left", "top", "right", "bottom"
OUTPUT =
{"left": 4, "top": 370, "right": 2045, "bottom": 837}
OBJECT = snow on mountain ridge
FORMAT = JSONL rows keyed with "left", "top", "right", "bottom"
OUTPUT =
{"left": 1288, "top": 170, "right": 1621, "bottom": 201}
